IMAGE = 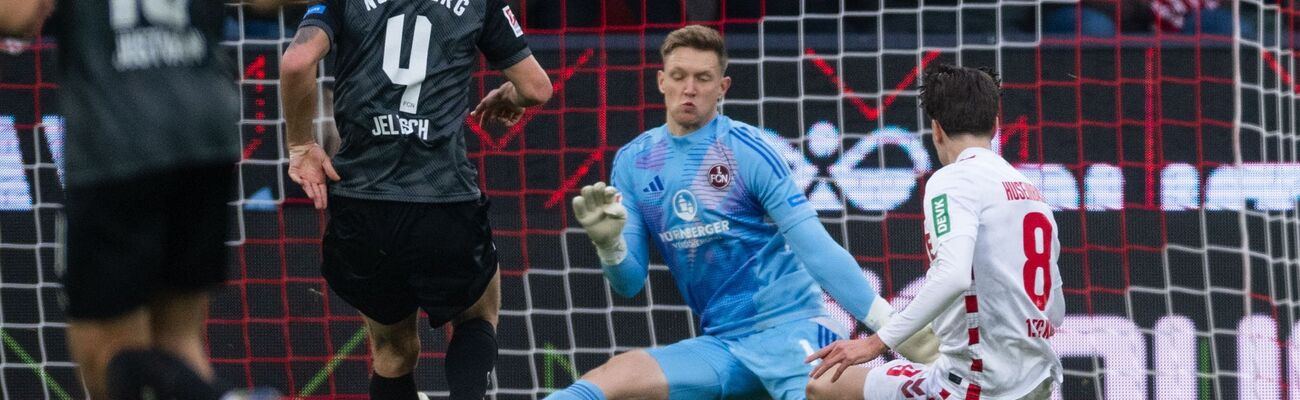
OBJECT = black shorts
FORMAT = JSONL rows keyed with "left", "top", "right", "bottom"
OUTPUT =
{"left": 62, "top": 164, "right": 235, "bottom": 320}
{"left": 322, "top": 194, "right": 498, "bottom": 327}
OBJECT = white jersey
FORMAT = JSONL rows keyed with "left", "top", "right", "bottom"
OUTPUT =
{"left": 876, "top": 146, "right": 1064, "bottom": 399}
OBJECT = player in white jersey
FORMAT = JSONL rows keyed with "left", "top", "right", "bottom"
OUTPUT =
{"left": 804, "top": 63, "right": 1064, "bottom": 400}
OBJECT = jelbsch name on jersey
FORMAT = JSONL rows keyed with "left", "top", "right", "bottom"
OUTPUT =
{"left": 363, "top": 0, "right": 471, "bottom": 15}
{"left": 371, "top": 114, "right": 431, "bottom": 139}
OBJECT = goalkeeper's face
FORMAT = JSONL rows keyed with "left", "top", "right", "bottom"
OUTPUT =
{"left": 659, "top": 47, "right": 731, "bottom": 133}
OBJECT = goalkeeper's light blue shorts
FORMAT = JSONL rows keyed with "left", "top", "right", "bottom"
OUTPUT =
{"left": 645, "top": 316, "right": 846, "bottom": 400}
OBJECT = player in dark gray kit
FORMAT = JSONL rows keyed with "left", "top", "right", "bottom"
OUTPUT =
{"left": 279, "top": 0, "right": 551, "bottom": 398}
{"left": 0, "top": 1, "right": 267, "bottom": 399}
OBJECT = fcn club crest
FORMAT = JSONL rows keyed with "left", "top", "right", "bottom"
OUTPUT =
{"left": 708, "top": 164, "right": 731, "bottom": 190}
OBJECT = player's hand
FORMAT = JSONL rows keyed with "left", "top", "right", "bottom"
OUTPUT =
{"left": 288, "top": 143, "right": 341, "bottom": 210}
{"left": 893, "top": 324, "right": 940, "bottom": 364}
{"left": 805, "top": 335, "right": 889, "bottom": 382}
{"left": 470, "top": 81, "right": 526, "bottom": 127}
{"left": 571, "top": 182, "right": 627, "bottom": 249}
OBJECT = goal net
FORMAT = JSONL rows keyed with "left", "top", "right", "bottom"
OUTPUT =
{"left": 0, "top": 0, "right": 1296, "bottom": 399}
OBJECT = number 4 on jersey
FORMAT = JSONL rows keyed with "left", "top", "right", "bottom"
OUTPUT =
{"left": 383, "top": 14, "right": 431, "bottom": 113}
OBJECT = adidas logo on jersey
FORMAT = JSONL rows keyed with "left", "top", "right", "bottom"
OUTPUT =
{"left": 643, "top": 176, "right": 664, "bottom": 193}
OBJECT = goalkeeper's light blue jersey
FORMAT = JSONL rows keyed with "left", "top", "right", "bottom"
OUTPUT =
{"left": 610, "top": 115, "right": 827, "bottom": 337}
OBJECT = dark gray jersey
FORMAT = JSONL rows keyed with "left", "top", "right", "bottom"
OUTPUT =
{"left": 300, "top": 0, "right": 531, "bottom": 203}
{"left": 52, "top": 0, "right": 240, "bottom": 186}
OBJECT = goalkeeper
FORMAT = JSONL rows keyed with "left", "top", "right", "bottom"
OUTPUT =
{"left": 548, "top": 25, "right": 938, "bottom": 400}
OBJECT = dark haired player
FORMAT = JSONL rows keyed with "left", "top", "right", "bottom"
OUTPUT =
{"left": 806, "top": 64, "right": 1064, "bottom": 400}
{"left": 278, "top": 0, "right": 551, "bottom": 398}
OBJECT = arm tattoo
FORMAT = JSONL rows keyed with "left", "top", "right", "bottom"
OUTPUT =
{"left": 288, "top": 26, "right": 324, "bottom": 49}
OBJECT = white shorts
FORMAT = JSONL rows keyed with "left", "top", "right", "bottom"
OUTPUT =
{"left": 862, "top": 360, "right": 956, "bottom": 400}
{"left": 863, "top": 360, "right": 1055, "bottom": 400}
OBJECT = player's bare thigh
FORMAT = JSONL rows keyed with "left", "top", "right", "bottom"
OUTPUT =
{"left": 453, "top": 268, "right": 501, "bottom": 327}
{"left": 66, "top": 311, "right": 153, "bottom": 400}
{"left": 147, "top": 290, "right": 214, "bottom": 380}
{"left": 805, "top": 365, "right": 868, "bottom": 400}
{"left": 364, "top": 312, "right": 421, "bottom": 377}
{"left": 580, "top": 350, "right": 670, "bottom": 399}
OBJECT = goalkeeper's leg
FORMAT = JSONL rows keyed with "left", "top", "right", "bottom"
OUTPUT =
{"left": 544, "top": 350, "right": 668, "bottom": 400}
{"left": 546, "top": 334, "right": 766, "bottom": 399}
{"left": 805, "top": 365, "right": 868, "bottom": 400}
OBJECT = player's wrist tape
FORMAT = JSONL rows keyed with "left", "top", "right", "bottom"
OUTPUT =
{"left": 863, "top": 296, "right": 896, "bottom": 331}
{"left": 594, "top": 237, "right": 627, "bottom": 265}
{"left": 289, "top": 143, "right": 318, "bottom": 159}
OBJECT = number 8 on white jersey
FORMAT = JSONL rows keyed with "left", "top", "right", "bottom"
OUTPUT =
{"left": 919, "top": 147, "right": 1065, "bottom": 398}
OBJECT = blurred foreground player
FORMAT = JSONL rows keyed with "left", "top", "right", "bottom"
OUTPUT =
{"left": 550, "top": 25, "right": 937, "bottom": 400}
{"left": 278, "top": 0, "right": 551, "bottom": 398}
{"left": 0, "top": 1, "right": 272, "bottom": 399}
{"left": 805, "top": 64, "right": 1064, "bottom": 400}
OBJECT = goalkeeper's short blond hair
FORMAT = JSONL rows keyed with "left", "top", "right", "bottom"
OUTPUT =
{"left": 660, "top": 25, "right": 728, "bottom": 73}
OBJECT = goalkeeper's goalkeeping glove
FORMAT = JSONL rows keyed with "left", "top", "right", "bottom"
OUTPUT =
{"left": 572, "top": 182, "right": 628, "bottom": 265}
